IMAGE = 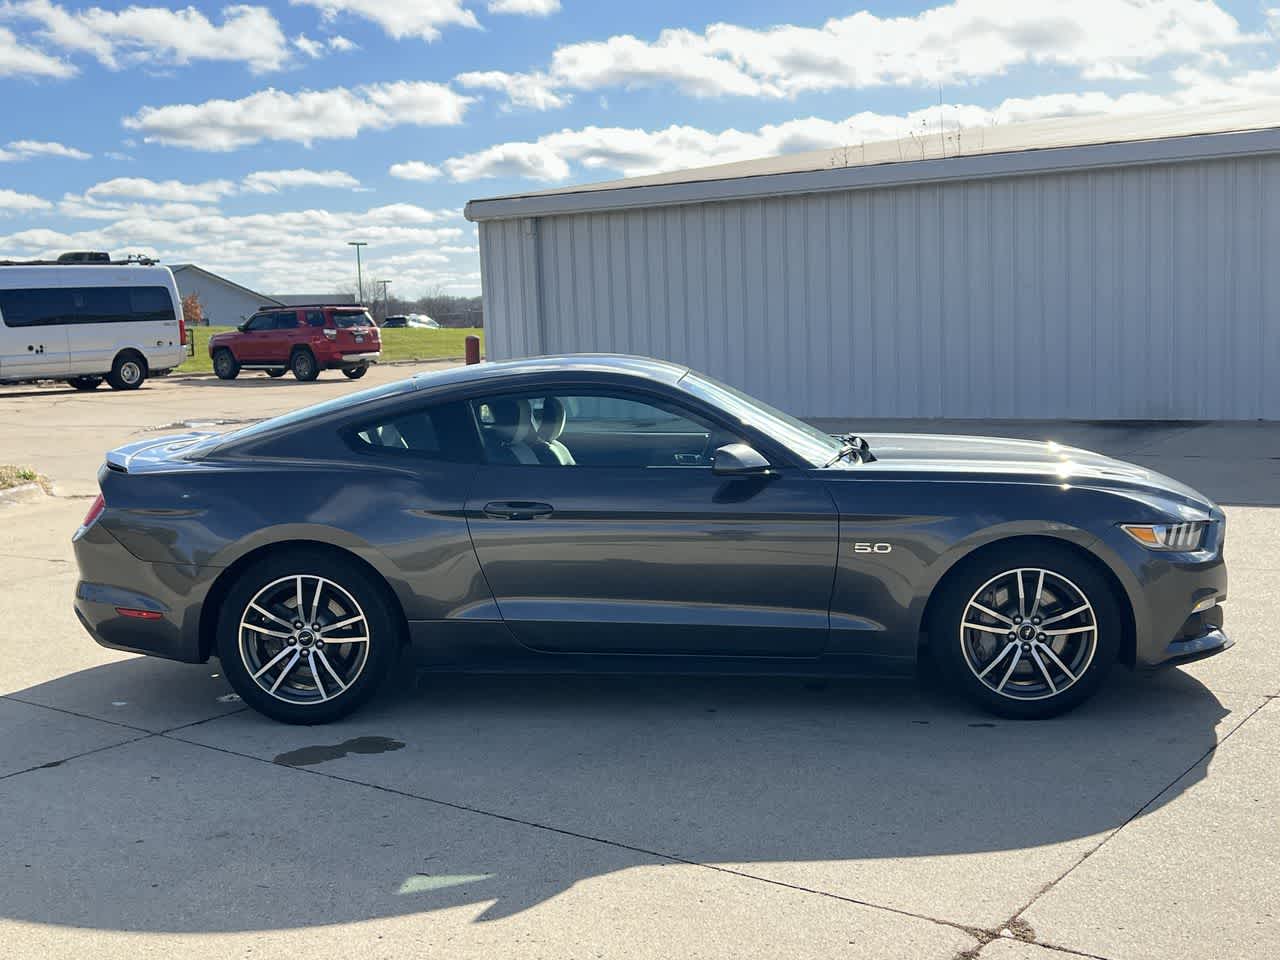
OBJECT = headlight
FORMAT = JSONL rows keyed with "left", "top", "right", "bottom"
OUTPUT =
{"left": 1121, "top": 521, "right": 1208, "bottom": 551}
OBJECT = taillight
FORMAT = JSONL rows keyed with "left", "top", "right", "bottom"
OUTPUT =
{"left": 81, "top": 493, "right": 105, "bottom": 529}
{"left": 178, "top": 311, "right": 187, "bottom": 346}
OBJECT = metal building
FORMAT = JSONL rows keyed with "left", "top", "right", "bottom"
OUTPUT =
{"left": 466, "top": 102, "right": 1280, "bottom": 421}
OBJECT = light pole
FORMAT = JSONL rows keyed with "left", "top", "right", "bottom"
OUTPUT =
{"left": 347, "top": 241, "right": 367, "bottom": 303}
{"left": 375, "top": 279, "right": 391, "bottom": 325}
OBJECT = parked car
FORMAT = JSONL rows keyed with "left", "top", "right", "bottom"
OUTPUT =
{"left": 0, "top": 254, "right": 186, "bottom": 391}
{"left": 407, "top": 313, "right": 441, "bottom": 329}
{"left": 73, "top": 355, "right": 1230, "bottom": 724}
{"left": 209, "top": 305, "right": 380, "bottom": 381}
{"left": 382, "top": 315, "right": 409, "bottom": 328}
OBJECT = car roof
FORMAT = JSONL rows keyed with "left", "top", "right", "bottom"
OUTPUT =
{"left": 410, "top": 354, "right": 690, "bottom": 392}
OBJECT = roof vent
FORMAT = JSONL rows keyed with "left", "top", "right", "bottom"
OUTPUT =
{"left": 56, "top": 251, "right": 111, "bottom": 264}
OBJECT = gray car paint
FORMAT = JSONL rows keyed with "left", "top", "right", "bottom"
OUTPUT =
{"left": 72, "top": 356, "right": 1229, "bottom": 676}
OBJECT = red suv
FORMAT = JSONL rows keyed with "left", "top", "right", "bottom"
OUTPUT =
{"left": 209, "top": 305, "right": 381, "bottom": 382}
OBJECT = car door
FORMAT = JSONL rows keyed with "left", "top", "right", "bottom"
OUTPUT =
{"left": 463, "top": 387, "right": 839, "bottom": 657}
{"left": 0, "top": 287, "right": 71, "bottom": 379}
{"left": 266, "top": 310, "right": 299, "bottom": 363}
{"left": 237, "top": 312, "right": 278, "bottom": 361}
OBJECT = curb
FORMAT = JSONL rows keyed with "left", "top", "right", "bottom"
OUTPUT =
{"left": 165, "top": 357, "right": 468, "bottom": 381}
{"left": 0, "top": 483, "right": 47, "bottom": 508}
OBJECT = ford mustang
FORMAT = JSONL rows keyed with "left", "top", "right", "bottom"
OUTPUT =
{"left": 72, "top": 356, "right": 1230, "bottom": 723}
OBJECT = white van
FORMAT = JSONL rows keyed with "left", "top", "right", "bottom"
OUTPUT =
{"left": 0, "top": 257, "right": 186, "bottom": 391}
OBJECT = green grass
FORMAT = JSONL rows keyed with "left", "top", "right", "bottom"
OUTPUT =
{"left": 0, "top": 464, "right": 45, "bottom": 491}
{"left": 178, "top": 326, "right": 484, "bottom": 374}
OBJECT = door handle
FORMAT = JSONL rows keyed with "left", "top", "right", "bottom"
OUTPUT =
{"left": 482, "top": 501, "right": 554, "bottom": 520}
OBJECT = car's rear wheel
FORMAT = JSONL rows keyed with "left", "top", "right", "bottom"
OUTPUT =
{"left": 291, "top": 348, "right": 319, "bottom": 382}
{"left": 342, "top": 364, "right": 368, "bottom": 380}
{"left": 216, "top": 550, "right": 401, "bottom": 724}
{"left": 213, "top": 349, "right": 240, "bottom": 380}
{"left": 267, "top": 368, "right": 287, "bottom": 378}
{"left": 66, "top": 376, "right": 102, "bottom": 391}
{"left": 106, "top": 352, "right": 147, "bottom": 390}
{"left": 930, "top": 545, "right": 1120, "bottom": 719}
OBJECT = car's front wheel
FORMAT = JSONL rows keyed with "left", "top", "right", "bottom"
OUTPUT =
{"left": 106, "top": 352, "right": 147, "bottom": 390}
{"left": 930, "top": 545, "right": 1120, "bottom": 719}
{"left": 216, "top": 550, "right": 401, "bottom": 723}
{"left": 213, "top": 349, "right": 240, "bottom": 380}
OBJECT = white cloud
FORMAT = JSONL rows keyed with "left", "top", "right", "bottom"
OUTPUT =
{"left": 6, "top": 1, "right": 291, "bottom": 72}
{"left": 290, "top": 0, "right": 477, "bottom": 42}
{"left": 488, "top": 0, "right": 560, "bottom": 15}
{"left": 456, "top": 69, "right": 569, "bottom": 110}
{"left": 292, "top": 33, "right": 323, "bottom": 58}
{"left": 388, "top": 160, "right": 443, "bottom": 181}
{"left": 0, "top": 138, "right": 90, "bottom": 161}
{"left": 441, "top": 76, "right": 1265, "bottom": 183}
{"left": 85, "top": 176, "right": 238, "bottom": 203}
{"left": 471, "top": 0, "right": 1258, "bottom": 108}
{"left": 241, "top": 168, "right": 361, "bottom": 193}
{"left": 124, "top": 81, "right": 472, "bottom": 150}
{"left": 0, "top": 201, "right": 475, "bottom": 294}
{"left": 0, "top": 23, "right": 73, "bottom": 76}
{"left": 292, "top": 32, "right": 353, "bottom": 57}
{"left": 0, "top": 188, "right": 51, "bottom": 212}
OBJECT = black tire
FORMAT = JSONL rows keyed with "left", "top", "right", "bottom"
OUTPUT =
{"left": 213, "top": 349, "right": 240, "bottom": 380}
{"left": 216, "top": 549, "right": 402, "bottom": 724}
{"left": 106, "top": 352, "right": 147, "bottom": 390}
{"left": 929, "top": 543, "right": 1120, "bottom": 720}
{"left": 342, "top": 364, "right": 368, "bottom": 380}
{"left": 291, "top": 348, "right": 320, "bottom": 382}
{"left": 66, "top": 376, "right": 102, "bottom": 391}
{"left": 267, "top": 368, "right": 287, "bottom": 378}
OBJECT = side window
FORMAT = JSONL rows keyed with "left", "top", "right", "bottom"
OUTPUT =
{"left": 73, "top": 287, "right": 131, "bottom": 323}
{"left": 348, "top": 402, "right": 480, "bottom": 463}
{"left": 0, "top": 288, "right": 74, "bottom": 327}
{"left": 127, "top": 286, "right": 176, "bottom": 323}
{"left": 245, "top": 313, "right": 273, "bottom": 331}
{"left": 468, "top": 391, "right": 743, "bottom": 468}
{"left": 274, "top": 311, "right": 299, "bottom": 330}
{"left": 305, "top": 310, "right": 325, "bottom": 327}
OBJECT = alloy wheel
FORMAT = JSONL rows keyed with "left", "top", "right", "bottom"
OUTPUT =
{"left": 959, "top": 567, "right": 1098, "bottom": 701}
{"left": 237, "top": 574, "right": 371, "bottom": 705}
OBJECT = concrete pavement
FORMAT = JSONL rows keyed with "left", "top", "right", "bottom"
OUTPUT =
{"left": 1, "top": 368, "right": 1278, "bottom": 958}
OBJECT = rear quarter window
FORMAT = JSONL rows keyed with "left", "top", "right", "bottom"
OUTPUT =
{"left": 347, "top": 401, "right": 480, "bottom": 463}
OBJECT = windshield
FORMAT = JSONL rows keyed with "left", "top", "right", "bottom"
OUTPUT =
{"left": 679, "top": 372, "right": 844, "bottom": 467}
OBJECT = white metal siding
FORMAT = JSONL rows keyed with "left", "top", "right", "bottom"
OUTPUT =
{"left": 479, "top": 154, "right": 1280, "bottom": 420}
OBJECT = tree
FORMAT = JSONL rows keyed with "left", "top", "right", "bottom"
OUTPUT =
{"left": 181, "top": 292, "right": 204, "bottom": 326}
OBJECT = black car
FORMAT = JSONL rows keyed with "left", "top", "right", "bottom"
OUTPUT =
{"left": 72, "top": 356, "right": 1230, "bottom": 723}
{"left": 381, "top": 315, "right": 409, "bottom": 328}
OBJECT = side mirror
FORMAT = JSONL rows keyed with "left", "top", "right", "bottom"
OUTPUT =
{"left": 236, "top": 322, "right": 247, "bottom": 332}
{"left": 712, "top": 442, "right": 774, "bottom": 477}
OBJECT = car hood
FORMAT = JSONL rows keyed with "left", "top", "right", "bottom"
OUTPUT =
{"left": 848, "top": 433, "right": 1216, "bottom": 511}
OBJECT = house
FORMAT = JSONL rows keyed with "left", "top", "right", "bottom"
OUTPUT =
{"left": 171, "top": 264, "right": 281, "bottom": 327}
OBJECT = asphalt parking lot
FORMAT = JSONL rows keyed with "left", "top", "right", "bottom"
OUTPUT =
{"left": 1, "top": 367, "right": 1278, "bottom": 959}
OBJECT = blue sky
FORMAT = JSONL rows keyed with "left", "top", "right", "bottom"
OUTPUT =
{"left": 1, "top": 0, "right": 1277, "bottom": 296}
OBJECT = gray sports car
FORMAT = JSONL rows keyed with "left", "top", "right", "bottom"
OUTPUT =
{"left": 73, "top": 356, "right": 1230, "bottom": 723}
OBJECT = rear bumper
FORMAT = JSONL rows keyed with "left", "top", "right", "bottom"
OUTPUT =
{"left": 338, "top": 351, "right": 380, "bottom": 363}
{"left": 72, "top": 520, "right": 209, "bottom": 663}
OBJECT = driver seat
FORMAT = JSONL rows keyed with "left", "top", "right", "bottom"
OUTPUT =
{"left": 533, "top": 397, "right": 575, "bottom": 465}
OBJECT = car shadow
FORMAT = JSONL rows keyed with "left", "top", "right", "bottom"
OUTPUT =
{"left": 0, "top": 656, "right": 1232, "bottom": 933}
